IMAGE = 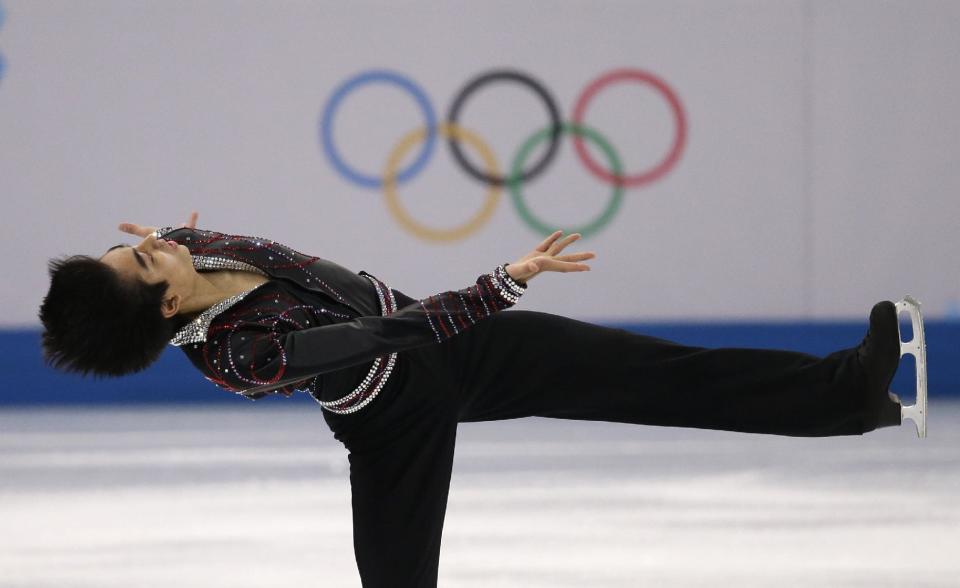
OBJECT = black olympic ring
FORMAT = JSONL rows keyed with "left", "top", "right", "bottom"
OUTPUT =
{"left": 445, "top": 69, "right": 562, "bottom": 187}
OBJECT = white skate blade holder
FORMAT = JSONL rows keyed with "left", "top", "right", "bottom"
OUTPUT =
{"left": 895, "top": 296, "right": 927, "bottom": 438}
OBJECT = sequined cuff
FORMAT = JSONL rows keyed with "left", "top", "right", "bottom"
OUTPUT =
{"left": 152, "top": 227, "right": 176, "bottom": 239}
{"left": 498, "top": 263, "right": 527, "bottom": 292}
{"left": 491, "top": 263, "right": 526, "bottom": 305}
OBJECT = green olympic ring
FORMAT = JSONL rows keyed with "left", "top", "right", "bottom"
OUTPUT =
{"left": 509, "top": 123, "right": 624, "bottom": 239}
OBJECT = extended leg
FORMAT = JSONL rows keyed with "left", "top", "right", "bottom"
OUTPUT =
{"left": 451, "top": 310, "right": 900, "bottom": 437}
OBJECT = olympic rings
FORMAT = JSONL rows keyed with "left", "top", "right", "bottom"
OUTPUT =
{"left": 319, "top": 67, "right": 687, "bottom": 241}
{"left": 572, "top": 68, "right": 687, "bottom": 187}
{"left": 447, "top": 69, "right": 561, "bottom": 187}
{"left": 510, "top": 124, "right": 624, "bottom": 240}
{"left": 384, "top": 123, "right": 501, "bottom": 242}
{"left": 320, "top": 70, "right": 437, "bottom": 188}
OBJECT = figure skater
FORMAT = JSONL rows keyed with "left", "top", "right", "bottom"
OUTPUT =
{"left": 39, "top": 211, "right": 910, "bottom": 588}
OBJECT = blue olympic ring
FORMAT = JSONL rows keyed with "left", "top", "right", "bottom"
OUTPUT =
{"left": 320, "top": 70, "right": 436, "bottom": 189}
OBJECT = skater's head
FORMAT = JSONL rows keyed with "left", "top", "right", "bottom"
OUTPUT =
{"left": 39, "top": 234, "right": 196, "bottom": 378}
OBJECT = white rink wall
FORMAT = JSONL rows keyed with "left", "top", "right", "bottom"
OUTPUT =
{"left": 1, "top": 0, "right": 959, "bottom": 326}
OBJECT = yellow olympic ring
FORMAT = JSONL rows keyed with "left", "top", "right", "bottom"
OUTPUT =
{"left": 383, "top": 123, "right": 500, "bottom": 242}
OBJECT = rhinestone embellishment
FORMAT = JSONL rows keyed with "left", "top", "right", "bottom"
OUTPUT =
{"left": 168, "top": 256, "right": 268, "bottom": 347}
{"left": 309, "top": 274, "right": 399, "bottom": 415}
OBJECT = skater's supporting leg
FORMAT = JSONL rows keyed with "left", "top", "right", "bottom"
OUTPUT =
{"left": 451, "top": 310, "right": 900, "bottom": 436}
{"left": 347, "top": 414, "right": 457, "bottom": 588}
{"left": 327, "top": 342, "right": 461, "bottom": 588}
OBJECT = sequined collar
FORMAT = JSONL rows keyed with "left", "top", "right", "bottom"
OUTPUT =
{"left": 169, "top": 256, "right": 269, "bottom": 347}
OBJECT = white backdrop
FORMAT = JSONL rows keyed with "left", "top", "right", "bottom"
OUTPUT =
{"left": 2, "top": 0, "right": 958, "bottom": 327}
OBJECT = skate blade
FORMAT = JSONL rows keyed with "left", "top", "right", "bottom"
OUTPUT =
{"left": 895, "top": 295, "right": 927, "bottom": 438}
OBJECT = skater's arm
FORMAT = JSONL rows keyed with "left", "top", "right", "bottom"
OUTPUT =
{"left": 215, "top": 265, "right": 527, "bottom": 395}
{"left": 218, "top": 230, "right": 596, "bottom": 394}
{"left": 120, "top": 217, "right": 594, "bottom": 397}
{"left": 126, "top": 215, "right": 593, "bottom": 287}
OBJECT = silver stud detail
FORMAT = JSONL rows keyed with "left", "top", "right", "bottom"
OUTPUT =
{"left": 312, "top": 275, "right": 401, "bottom": 415}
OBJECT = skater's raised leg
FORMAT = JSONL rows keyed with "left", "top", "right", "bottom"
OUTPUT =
{"left": 451, "top": 306, "right": 903, "bottom": 437}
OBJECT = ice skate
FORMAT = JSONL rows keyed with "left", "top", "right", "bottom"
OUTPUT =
{"left": 856, "top": 301, "right": 902, "bottom": 430}
{"left": 895, "top": 296, "right": 928, "bottom": 438}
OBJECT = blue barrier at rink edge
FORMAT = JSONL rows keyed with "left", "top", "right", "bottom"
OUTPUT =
{"left": 2, "top": 321, "right": 957, "bottom": 406}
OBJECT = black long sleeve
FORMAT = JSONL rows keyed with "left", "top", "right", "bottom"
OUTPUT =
{"left": 157, "top": 225, "right": 527, "bottom": 398}
{"left": 215, "top": 264, "right": 526, "bottom": 393}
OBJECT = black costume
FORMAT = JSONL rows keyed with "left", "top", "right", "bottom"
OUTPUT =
{"left": 157, "top": 226, "right": 901, "bottom": 588}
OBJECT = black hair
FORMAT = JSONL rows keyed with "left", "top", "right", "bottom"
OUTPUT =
{"left": 38, "top": 255, "right": 191, "bottom": 377}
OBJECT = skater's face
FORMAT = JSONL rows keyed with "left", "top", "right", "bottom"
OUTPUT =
{"left": 98, "top": 235, "right": 195, "bottom": 318}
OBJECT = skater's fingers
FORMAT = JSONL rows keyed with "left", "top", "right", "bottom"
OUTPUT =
{"left": 117, "top": 222, "right": 155, "bottom": 238}
{"left": 535, "top": 230, "right": 563, "bottom": 252}
{"left": 182, "top": 211, "right": 199, "bottom": 228}
{"left": 537, "top": 257, "right": 591, "bottom": 273}
{"left": 554, "top": 251, "right": 595, "bottom": 262}
{"left": 547, "top": 233, "right": 581, "bottom": 255}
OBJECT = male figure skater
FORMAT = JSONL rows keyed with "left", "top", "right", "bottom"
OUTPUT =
{"left": 39, "top": 212, "right": 909, "bottom": 587}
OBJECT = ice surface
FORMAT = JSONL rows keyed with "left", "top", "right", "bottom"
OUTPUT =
{"left": 1, "top": 404, "right": 958, "bottom": 587}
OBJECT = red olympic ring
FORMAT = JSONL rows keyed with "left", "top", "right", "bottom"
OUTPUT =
{"left": 572, "top": 68, "right": 687, "bottom": 188}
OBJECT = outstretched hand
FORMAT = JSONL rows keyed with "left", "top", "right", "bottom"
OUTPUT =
{"left": 505, "top": 230, "right": 596, "bottom": 285}
{"left": 118, "top": 211, "right": 199, "bottom": 238}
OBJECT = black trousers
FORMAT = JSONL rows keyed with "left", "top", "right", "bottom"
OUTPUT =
{"left": 321, "top": 308, "right": 900, "bottom": 588}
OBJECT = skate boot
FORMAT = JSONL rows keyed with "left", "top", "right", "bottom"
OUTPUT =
{"left": 894, "top": 296, "right": 928, "bottom": 438}
{"left": 856, "top": 301, "right": 903, "bottom": 432}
